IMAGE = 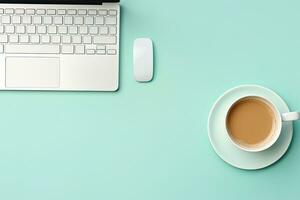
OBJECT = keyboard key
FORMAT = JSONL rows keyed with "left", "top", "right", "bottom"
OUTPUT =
{"left": 109, "top": 10, "right": 117, "bottom": 16}
{"left": 57, "top": 9, "right": 66, "bottom": 15}
{"left": 61, "top": 45, "right": 74, "bottom": 54}
{"left": 22, "top": 16, "right": 32, "bottom": 24}
{"left": 79, "top": 26, "right": 88, "bottom": 34}
{"left": 85, "top": 44, "right": 96, "bottom": 50}
{"left": 62, "top": 35, "right": 71, "bottom": 44}
{"left": 96, "top": 50, "right": 106, "bottom": 55}
{"left": 5, "top": 26, "right": 15, "bottom": 34}
{"left": 33, "top": 16, "right": 42, "bottom": 24}
{"left": 2, "top": 16, "right": 10, "bottom": 24}
{"left": 105, "top": 17, "right": 117, "bottom": 25}
{"left": 0, "top": 26, "right": 4, "bottom": 33}
{"left": 36, "top": 9, "right": 46, "bottom": 15}
{"left": 5, "top": 8, "right": 14, "bottom": 14}
{"left": 27, "top": 26, "right": 36, "bottom": 34}
{"left": 58, "top": 26, "right": 68, "bottom": 34}
{"left": 72, "top": 35, "right": 81, "bottom": 44}
{"left": 68, "top": 26, "right": 78, "bottom": 34}
{"left": 15, "top": 9, "right": 25, "bottom": 15}
{"left": 85, "top": 17, "right": 94, "bottom": 25}
{"left": 26, "top": 9, "right": 35, "bottom": 15}
{"left": 0, "top": 35, "right": 8, "bottom": 43}
{"left": 107, "top": 49, "right": 116, "bottom": 55}
{"left": 86, "top": 49, "right": 95, "bottom": 55}
{"left": 37, "top": 26, "right": 47, "bottom": 34}
{"left": 0, "top": 45, "right": 3, "bottom": 53}
{"left": 75, "top": 45, "right": 85, "bottom": 54}
{"left": 16, "top": 26, "right": 25, "bottom": 34}
{"left": 89, "top": 26, "right": 98, "bottom": 34}
{"left": 93, "top": 36, "right": 116, "bottom": 44}
{"left": 95, "top": 17, "right": 104, "bottom": 25}
{"left": 0, "top": 9, "right": 4, "bottom": 14}
{"left": 48, "top": 26, "right": 57, "bottom": 34}
{"left": 98, "top": 10, "right": 108, "bottom": 15}
{"left": 5, "top": 45, "right": 60, "bottom": 54}
{"left": 51, "top": 35, "right": 61, "bottom": 43}
{"left": 30, "top": 35, "right": 40, "bottom": 43}
{"left": 88, "top": 9, "right": 97, "bottom": 15}
{"left": 96, "top": 45, "right": 105, "bottom": 50}
{"left": 19, "top": 35, "right": 29, "bottom": 43}
{"left": 67, "top": 9, "right": 76, "bottom": 15}
{"left": 109, "top": 26, "right": 117, "bottom": 35}
{"left": 83, "top": 35, "right": 92, "bottom": 44}
{"left": 100, "top": 27, "right": 108, "bottom": 35}
{"left": 64, "top": 16, "right": 73, "bottom": 25}
{"left": 78, "top": 9, "right": 87, "bottom": 15}
{"left": 54, "top": 16, "right": 63, "bottom": 25}
{"left": 9, "top": 35, "right": 19, "bottom": 43}
{"left": 47, "top": 9, "right": 56, "bottom": 15}
{"left": 74, "top": 17, "right": 84, "bottom": 25}
{"left": 41, "top": 35, "right": 50, "bottom": 43}
{"left": 43, "top": 16, "right": 53, "bottom": 25}
{"left": 12, "top": 16, "right": 21, "bottom": 24}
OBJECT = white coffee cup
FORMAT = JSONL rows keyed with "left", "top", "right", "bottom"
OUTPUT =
{"left": 225, "top": 96, "right": 299, "bottom": 152}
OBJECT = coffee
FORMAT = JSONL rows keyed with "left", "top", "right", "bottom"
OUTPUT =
{"left": 226, "top": 97, "right": 277, "bottom": 148}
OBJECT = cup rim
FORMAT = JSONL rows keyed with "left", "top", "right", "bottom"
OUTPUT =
{"left": 225, "top": 95, "right": 282, "bottom": 152}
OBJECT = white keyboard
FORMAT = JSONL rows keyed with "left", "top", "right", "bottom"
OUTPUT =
{"left": 0, "top": 8, "right": 118, "bottom": 55}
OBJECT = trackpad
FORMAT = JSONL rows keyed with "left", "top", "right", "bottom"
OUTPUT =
{"left": 6, "top": 57, "right": 60, "bottom": 88}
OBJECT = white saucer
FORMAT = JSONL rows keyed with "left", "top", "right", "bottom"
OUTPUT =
{"left": 207, "top": 85, "right": 293, "bottom": 170}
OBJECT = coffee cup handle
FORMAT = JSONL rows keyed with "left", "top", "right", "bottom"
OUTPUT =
{"left": 282, "top": 112, "right": 300, "bottom": 121}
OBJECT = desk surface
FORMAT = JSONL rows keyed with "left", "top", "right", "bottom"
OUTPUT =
{"left": 1, "top": 0, "right": 300, "bottom": 199}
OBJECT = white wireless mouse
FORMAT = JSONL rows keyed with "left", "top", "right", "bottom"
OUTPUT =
{"left": 133, "top": 38, "right": 153, "bottom": 82}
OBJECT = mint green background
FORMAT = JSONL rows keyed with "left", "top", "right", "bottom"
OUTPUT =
{"left": 1, "top": 0, "right": 300, "bottom": 199}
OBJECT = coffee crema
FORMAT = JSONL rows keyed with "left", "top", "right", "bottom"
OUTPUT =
{"left": 226, "top": 97, "right": 277, "bottom": 148}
